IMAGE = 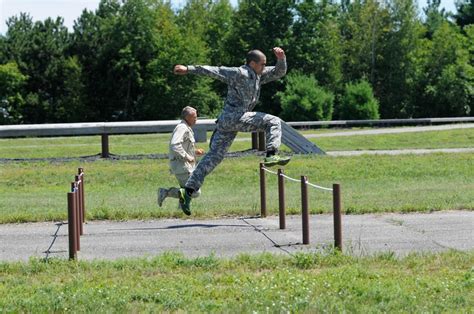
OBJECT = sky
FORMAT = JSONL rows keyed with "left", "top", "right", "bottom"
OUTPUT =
{"left": 0, "top": 0, "right": 458, "bottom": 35}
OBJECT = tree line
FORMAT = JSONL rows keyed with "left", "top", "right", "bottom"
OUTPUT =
{"left": 0, "top": 0, "right": 472, "bottom": 124}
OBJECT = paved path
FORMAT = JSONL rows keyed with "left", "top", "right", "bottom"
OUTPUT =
{"left": 232, "top": 123, "right": 474, "bottom": 142}
{"left": 327, "top": 147, "right": 474, "bottom": 156}
{"left": 304, "top": 123, "right": 474, "bottom": 138}
{"left": 1, "top": 211, "right": 472, "bottom": 261}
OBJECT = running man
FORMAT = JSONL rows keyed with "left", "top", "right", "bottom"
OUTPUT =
{"left": 157, "top": 106, "right": 203, "bottom": 214}
{"left": 173, "top": 47, "right": 290, "bottom": 215}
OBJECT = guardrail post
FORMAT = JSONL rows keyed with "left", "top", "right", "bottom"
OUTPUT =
{"left": 258, "top": 131, "right": 266, "bottom": 151}
{"left": 333, "top": 183, "right": 342, "bottom": 252}
{"left": 101, "top": 133, "right": 109, "bottom": 158}
{"left": 67, "top": 192, "right": 77, "bottom": 260}
{"left": 259, "top": 163, "right": 267, "bottom": 217}
{"left": 301, "top": 176, "right": 309, "bottom": 244}
{"left": 251, "top": 132, "right": 258, "bottom": 149}
{"left": 278, "top": 168, "right": 286, "bottom": 229}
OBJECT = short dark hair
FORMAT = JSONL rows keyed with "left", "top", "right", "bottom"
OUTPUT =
{"left": 246, "top": 50, "right": 265, "bottom": 65}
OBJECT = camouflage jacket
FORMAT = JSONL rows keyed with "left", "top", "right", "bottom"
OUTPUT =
{"left": 187, "top": 58, "right": 287, "bottom": 116}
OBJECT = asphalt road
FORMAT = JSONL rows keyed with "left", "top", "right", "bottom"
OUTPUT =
{"left": 1, "top": 211, "right": 472, "bottom": 261}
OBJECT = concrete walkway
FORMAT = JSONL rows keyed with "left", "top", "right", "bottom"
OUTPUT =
{"left": 304, "top": 123, "right": 474, "bottom": 138}
{"left": 1, "top": 211, "right": 472, "bottom": 261}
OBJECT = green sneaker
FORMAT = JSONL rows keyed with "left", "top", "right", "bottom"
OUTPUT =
{"left": 263, "top": 155, "right": 291, "bottom": 167}
{"left": 178, "top": 188, "right": 192, "bottom": 216}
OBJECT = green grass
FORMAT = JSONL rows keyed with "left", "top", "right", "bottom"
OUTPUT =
{"left": 1, "top": 250, "right": 472, "bottom": 312}
{"left": 0, "top": 153, "right": 472, "bottom": 223}
{"left": 0, "top": 127, "right": 473, "bottom": 159}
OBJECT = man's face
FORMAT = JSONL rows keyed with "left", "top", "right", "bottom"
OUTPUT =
{"left": 251, "top": 56, "right": 266, "bottom": 75}
{"left": 185, "top": 111, "right": 197, "bottom": 127}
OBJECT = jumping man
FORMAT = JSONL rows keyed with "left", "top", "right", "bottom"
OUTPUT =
{"left": 173, "top": 47, "right": 290, "bottom": 215}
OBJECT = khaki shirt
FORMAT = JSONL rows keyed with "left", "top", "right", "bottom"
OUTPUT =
{"left": 169, "top": 121, "right": 196, "bottom": 175}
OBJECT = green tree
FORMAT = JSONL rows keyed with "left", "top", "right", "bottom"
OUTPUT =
{"left": 377, "top": 0, "right": 423, "bottom": 118}
{"left": 455, "top": 0, "right": 474, "bottom": 29}
{"left": 0, "top": 61, "right": 27, "bottom": 124}
{"left": 225, "top": 0, "right": 294, "bottom": 115}
{"left": 71, "top": 0, "right": 160, "bottom": 121}
{"left": 4, "top": 14, "right": 85, "bottom": 122}
{"left": 276, "top": 72, "right": 334, "bottom": 121}
{"left": 290, "top": 0, "right": 343, "bottom": 94}
{"left": 411, "top": 22, "right": 473, "bottom": 117}
{"left": 340, "top": 79, "right": 380, "bottom": 120}
{"left": 423, "top": 0, "right": 450, "bottom": 39}
{"left": 339, "top": 0, "right": 390, "bottom": 86}
{"left": 140, "top": 1, "right": 221, "bottom": 120}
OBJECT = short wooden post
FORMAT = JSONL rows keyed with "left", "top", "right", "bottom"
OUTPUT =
{"left": 251, "top": 132, "right": 258, "bottom": 149}
{"left": 278, "top": 168, "right": 286, "bottom": 229}
{"left": 75, "top": 175, "right": 83, "bottom": 236}
{"left": 301, "top": 176, "right": 309, "bottom": 245}
{"left": 78, "top": 168, "right": 85, "bottom": 223}
{"left": 259, "top": 163, "right": 267, "bottom": 217}
{"left": 101, "top": 133, "right": 109, "bottom": 158}
{"left": 258, "top": 131, "right": 266, "bottom": 151}
{"left": 71, "top": 183, "right": 80, "bottom": 251}
{"left": 333, "top": 184, "right": 342, "bottom": 252}
{"left": 67, "top": 192, "right": 77, "bottom": 260}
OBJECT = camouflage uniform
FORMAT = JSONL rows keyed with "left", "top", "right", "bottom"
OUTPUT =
{"left": 164, "top": 121, "right": 201, "bottom": 199}
{"left": 185, "top": 58, "right": 287, "bottom": 191}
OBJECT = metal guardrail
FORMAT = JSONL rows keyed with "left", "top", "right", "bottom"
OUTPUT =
{"left": 0, "top": 119, "right": 216, "bottom": 139}
{"left": 1, "top": 117, "right": 472, "bottom": 157}
{"left": 1, "top": 117, "right": 471, "bottom": 138}
{"left": 287, "top": 117, "right": 474, "bottom": 128}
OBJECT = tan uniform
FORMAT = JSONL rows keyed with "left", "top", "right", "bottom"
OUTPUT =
{"left": 169, "top": 121, "right": 197, "bottom": 176}
{"left": 165, "top": 121, "right": 201, "bottom": 199}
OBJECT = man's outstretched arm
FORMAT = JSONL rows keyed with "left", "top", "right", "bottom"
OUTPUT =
{"left": 173, "top": 64, "right": 239, "bottom": 84}
{"left": 261, "top": 47, "right": 287, "bottom": 84}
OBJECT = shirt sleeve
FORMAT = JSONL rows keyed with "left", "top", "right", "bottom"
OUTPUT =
{"left": 187, "top": 65, "right": 240, "bottom": 84}
{"left": 170, "top": 125, "right": 190, "bottom": 160}
{"left": 261, "top": 58, "right": 287, "bottom": 85}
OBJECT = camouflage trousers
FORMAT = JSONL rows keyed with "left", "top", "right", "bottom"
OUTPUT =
{"left": 185, "top": 111, "right": 281, "bottom": 191}
{"left": 166, "top": 172, "right": 201, "bottom": 199}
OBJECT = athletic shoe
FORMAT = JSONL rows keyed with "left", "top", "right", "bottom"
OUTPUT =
{"left": 263, "top": 155, "right": 291, "bottom": 167}
{"left": 178, "top": 188, "right": 192, "bottom": 216}
{"left": 158, "top": 188, "right": 168, "bottom": 207}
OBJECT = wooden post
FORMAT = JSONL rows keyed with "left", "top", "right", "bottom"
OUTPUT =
{"left": 71, "top": 182, "right": 80, "bottom": 252}
{"left": 67, "top": 192, "right": 77, "bottom": 260}
{"left": 278, "top": 168, "right": 286, "bottom": 229}
{"left": 333, "top": 184, "right": 342, "bottom": 252}
{"left": 101, "top": 133, "right": 109, "bottom": 158}
{"left": 75, "top": 175, "right": 83, "bottom": 236}
{"left": 258, "top": 131, "right": 266, "bottom": 151}
{"left": 301, "top": 176, "right": 309, "bottom": 244}
{"left": 78, "top": 168, "right": 85, "bottom": 223}
{"left": 251, "top": 132, "right": 258, "bottom": 149}
{"left": 259, "top": 163, "right": 267, "bottom": 217}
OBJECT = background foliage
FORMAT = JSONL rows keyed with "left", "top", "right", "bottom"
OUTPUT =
{"left": 0, "top": 0, "right": 472, "bottom": 124}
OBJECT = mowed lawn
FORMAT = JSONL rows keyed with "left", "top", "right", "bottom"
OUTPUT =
{"left": 0, "top": 127, "right": 473, "bottom": 313}
{"left": 0, "top": 251, "right": 472, "bottom": 312}
{"left": 0, "top": 126, "right": 473, "bottom": 158}
{"left": 0, "top": 129, "right": 472, "bottom": 222}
